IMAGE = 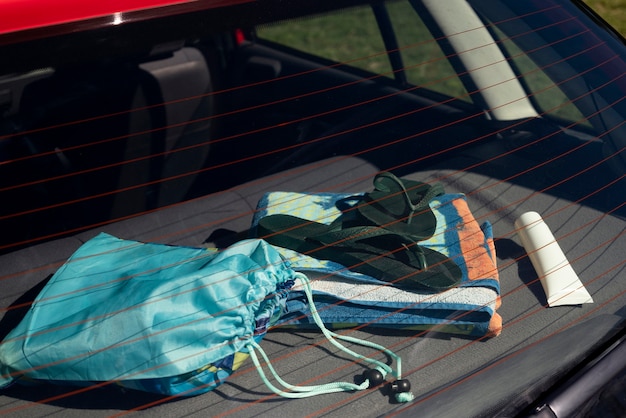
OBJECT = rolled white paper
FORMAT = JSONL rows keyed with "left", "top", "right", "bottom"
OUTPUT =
{"left": 515, "top": 211, "right": 593, "bottom": 307}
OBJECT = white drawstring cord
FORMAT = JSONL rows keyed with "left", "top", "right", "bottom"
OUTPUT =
{"left": 247, "top": 272, "right": 414, "bottom": 402}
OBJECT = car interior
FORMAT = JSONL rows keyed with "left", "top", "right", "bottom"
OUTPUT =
{"left": 1, "top": 0, "right": 625, "bottom": 416}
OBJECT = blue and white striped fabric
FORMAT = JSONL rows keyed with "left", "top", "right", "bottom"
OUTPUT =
{"left": 252, "top": 191, "right": 502, "bottom": 337}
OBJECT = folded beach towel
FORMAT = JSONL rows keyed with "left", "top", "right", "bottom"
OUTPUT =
{"left": 252, "top": 191, "right": 502, "bottom": 337}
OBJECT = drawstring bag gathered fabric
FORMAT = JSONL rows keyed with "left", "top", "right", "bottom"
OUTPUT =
{"left": 0, "top": 233, "right": 412, "bottom": 402}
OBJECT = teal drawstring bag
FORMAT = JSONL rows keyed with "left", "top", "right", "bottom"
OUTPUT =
{"left": 0, "top": 233, "right": 413, "bottom": 401}
{"left": 0, "top": 234, "right": 295, "bottom": 396}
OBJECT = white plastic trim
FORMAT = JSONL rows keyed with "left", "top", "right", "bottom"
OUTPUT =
{"left": 422, "top": 0, "right": 539, "bottom": 120}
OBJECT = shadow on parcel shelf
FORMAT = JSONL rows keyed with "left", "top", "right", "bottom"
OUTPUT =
{"left": 0, "top": 170, "right": 500, "bottom": 404}
{"left": 0, "top": 152, "right": 624, "bottom": 417}
{"left": 251, "top": 172, "right": 502, "bottom": 338}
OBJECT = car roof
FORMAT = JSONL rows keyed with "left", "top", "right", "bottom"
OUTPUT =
{"left": 0, "top": 0, "right": 252, "bottom": 41}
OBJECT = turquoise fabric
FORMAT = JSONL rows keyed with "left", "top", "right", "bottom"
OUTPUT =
{"left": 0, "top": 234, "right": 295, "bottom": 395}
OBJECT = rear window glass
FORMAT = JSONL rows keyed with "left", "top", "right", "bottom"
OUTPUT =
{"left": 257, "top": 0, "right": 471, "bottom": 101}
{"left": 258, "top": 5, "right": 392, "bottom": 74}
{"left": 490, "top": 25, "right": 590, "bottom": 126}
{"left": 385, "top": 0, "right": 470, "bottom": 100}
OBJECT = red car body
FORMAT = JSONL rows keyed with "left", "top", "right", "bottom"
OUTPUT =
{"left": 0, "top": 0, "right": 250, "bottom": 41}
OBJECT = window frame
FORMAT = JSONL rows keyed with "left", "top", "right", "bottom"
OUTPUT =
{"left": 253, "top": 0, "right": 484, "bottom": 114}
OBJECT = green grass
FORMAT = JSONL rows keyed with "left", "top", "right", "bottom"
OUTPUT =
{"left": 258, "top": 2, "right": 469, "bottom": 99}
{"left": 586, "top": 0, "right": 626, "bottom": 35}
{"left": 258, "top": 1, "right": 625, "bottom": 123}
{"left": 259, "top": 7, "right": 392, "bottom": 74}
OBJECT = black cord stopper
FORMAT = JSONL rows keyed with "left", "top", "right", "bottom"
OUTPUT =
{"left": 389, "top": 379, "right": 411, "bottom": 393}
{"left": 363, "top": 369, "right": 385, "bottom": 387}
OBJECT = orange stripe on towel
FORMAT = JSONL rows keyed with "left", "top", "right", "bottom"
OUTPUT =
{"left": 452, "top": 198, "right": 499, "bottom": 283}
{"left": 452, "top": 198, "right": 502, "bottom": 337}
{"left": 487, "top": 311, "right": 503, "bottom": 337}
